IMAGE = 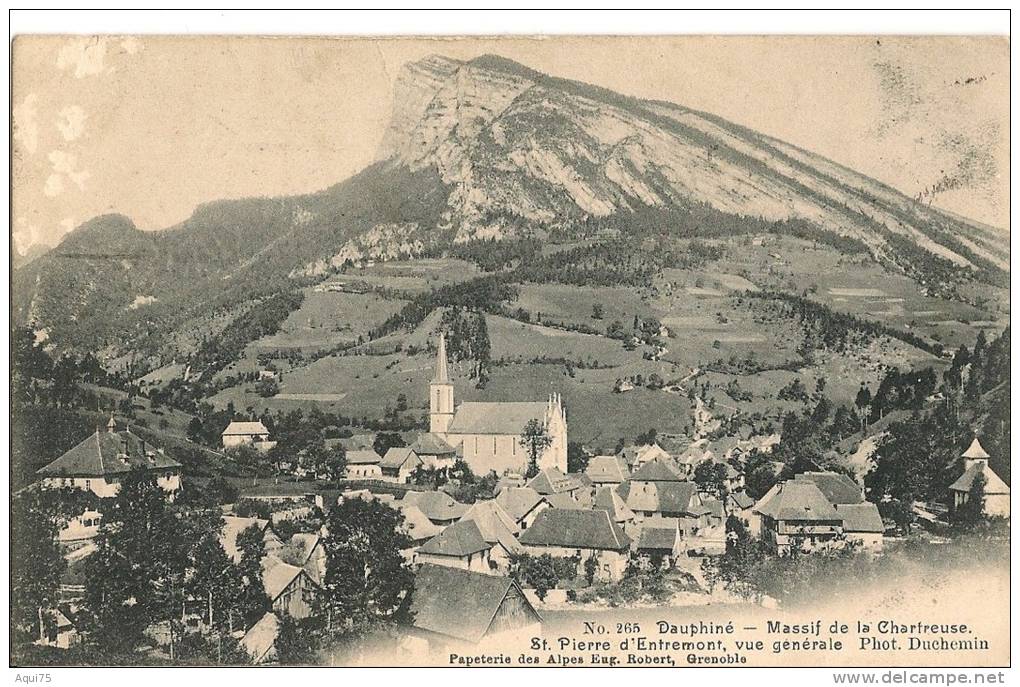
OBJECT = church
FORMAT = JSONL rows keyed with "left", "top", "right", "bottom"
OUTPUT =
{"left": 429, "top": 334, "right": 567, "bottom": 476}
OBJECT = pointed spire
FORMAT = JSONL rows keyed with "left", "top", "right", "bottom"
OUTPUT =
{"left": 107, "top": 414, "right": 117, "bottom": 433}
{"left": 963, "top": 437, "right": 990, "bottom": 459}
{"left": 434, "top": 333, "right": 449, "bottom": 383}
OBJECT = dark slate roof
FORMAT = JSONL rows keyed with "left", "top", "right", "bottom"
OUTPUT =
{"left": 447, "top": 401, "right": 548, "bottom": 435}
{"left": 37, "top": 429, "right": 181, "bottom": 478}
{"left": 756, "top": 481, "right": 840, "bottom": 522}
{"left": 629, "top": 459, "right": 685, "bottom": 483}
{"left": 461, "top": 500, "right": 523, "bottom": 553}
{"left": 637, "top": 526, "right": 680, "bottom": 551}
{"left": 418, "top": 519, "right": 491, "bottom": 557}
{"left": 409, "top": 564, "right": 540, "bottom": 643}
{"left": 518, "top": 509, "right": 630, "bottom": 551}
{"left": 402, "top": 490, "right": 470, "bottom": 522}
{"left": 618, "top": 480, "right": 699, "bottom": 515}
{"left": 795, "top": 472, "right": 864, "bottom": 505}
{"left": 380, "top": 446, "right": 421, "bottom": 469}
{"left": 835, "top": 503, "right": 885, "bottom": 533}
{"left": 593, "top": 486, "right": 635, "bottom": 522}
{"left": 585, "top": 455, "right": 629, "bottom": 483}
{"left": 494, "top": 487, "right": 546, "bottom": 522}
{"left": 527, "top": 468, "right": 577, "bottom": 495}
{"left": 410, "top": 433, "right": 457, "bottom": 456}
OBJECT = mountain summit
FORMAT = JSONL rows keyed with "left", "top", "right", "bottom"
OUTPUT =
{"left": 14, "top": 54, "right": 1008, "bottom": 354}
{"left": 379, "top": 54, "right": 1007, "bottom": 271}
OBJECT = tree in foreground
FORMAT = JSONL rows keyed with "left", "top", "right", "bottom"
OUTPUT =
{"left": 11, "top": 491, "right": 65, "bottom": 645}
{"left": 520, "top": 418, "right": 551, "bottom": 478}
{"left": 318, "top": 497, "right": 414, "bottom": 647}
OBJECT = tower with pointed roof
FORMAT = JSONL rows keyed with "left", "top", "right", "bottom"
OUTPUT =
{"left": 430, "top": 334, "right": 455, "bottom": 435}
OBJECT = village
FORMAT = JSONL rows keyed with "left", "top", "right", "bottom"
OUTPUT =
{"left": 17, "top": 331, "right": 1010, "bottom": 665}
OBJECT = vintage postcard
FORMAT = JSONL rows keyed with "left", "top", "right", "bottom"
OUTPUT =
{"left": 9, "top": 32, "right": 1010, "bottom": 670}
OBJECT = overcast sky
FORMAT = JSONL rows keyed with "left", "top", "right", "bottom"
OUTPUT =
{"left": 11, "top": 35, "right": 1009, "bottom": 253}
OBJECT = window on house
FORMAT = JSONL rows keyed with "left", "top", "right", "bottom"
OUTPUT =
{"left": 85, "top": 480, "right": 91, "bottom": 490}
{"left": 493, "top": 437, "right": 497, "bottom": 454}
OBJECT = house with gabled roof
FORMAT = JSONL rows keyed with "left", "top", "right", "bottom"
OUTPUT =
{"left": 494, "top": 487, "right": 550, "bottom": 530}
{"left": 409, "top": 432, "right": 457, "bottom": 471}
{"left": 526, "top": 467, "right": 579, "bottom": 498}
{"left": 401, "top": 490, "right": 469, "bottom": 526}
{"left": 221, "top": 420, "right": 275, "bottom": 451}
{"left": 619, "top": 442, "right": 672, "bottom": 471}
{"left": 36, "top": 422, "right": 182, "bottom": 498}
{"left": 796, "top": 471, "right": 865, "bottom": 505}
{"left": 345, "top": 450, "right": 383, "bottom": 479}
{"left": 379, "top": 446, "right": 423, "bottom": 484}
{"left": 262, "top": 554, "right": 320, "bottom": 619}
{"left": 240, "top": 612, "right": 280, "bottom": 664}
{"left": 398, "top": 503, "right": 444, "bottom": 547}
{"left": 593, "top": 486, "right": 635, "bottom": 525}
{"left": 518, "top": 509, "right": 632, "bottom": 581}
{"left": 950, "top": 437, "right": 1010, "bottom": 519}
{"left": 585, "top": 455, "right": 630, "bottom": 487}
{"left": 416, "top": 519, "right": 494, "bottom": 574}
{"left": 753, "top": 480, "right": 844, "bottom": 555}
{"left": 220, "top": 515, "right": 282, "bottom": 563}
{"left": 404, "top": 564, "right": 541, "bottom": 649}
{"left": 636, "top": 519, "right": 684, "bottom": 566}
{"left": 835, "top": 502, "right": 885, "bottom": 551}
{"left": 617, "top": 478, "right": 707, "bottom": 525}
{"left": 460, "top": 500, "right": 523, "bottom": 572}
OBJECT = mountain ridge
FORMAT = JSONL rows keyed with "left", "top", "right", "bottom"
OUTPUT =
{"left": 13, "top": 53, "right": 1008, "bottom": 358}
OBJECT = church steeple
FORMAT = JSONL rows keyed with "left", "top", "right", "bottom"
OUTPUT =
{"left": 430, "top": 334, "right": 455, "bottom": 435}
{"left": 434, "top": 334, "right": 449, "bottom": 383}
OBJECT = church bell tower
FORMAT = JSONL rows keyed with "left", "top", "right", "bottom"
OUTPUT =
{"left": 430, "top": 334, "right": 455, "bottom": 435}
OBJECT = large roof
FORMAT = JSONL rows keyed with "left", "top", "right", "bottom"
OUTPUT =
{"left": 409, "top": 564, "right": 539, "bottom": 643}
{"left": 593, "top": 486, "right": 635, "bottom": 523}
{"left": 795, "top": 472, "right": 864, "bottom": 505}
{"left": 222, "top": 421, "right": 269, "bottom": 437}
{"left": 402, "top": 490, "right": 470, "bottom": 522}
{"left": 494, "top": 487, "right": 547, "bottom": 522}
{"left": 37, "top": 429, "right": 182, "bottom": 479}
{"left": 527, "top": 468, "right": 577, "bottom": 495}
{"left": 346, "top": 449, "right": 382, "bottom": 465}
{"left": 950, "top": 462, "right": 1010, "bottom": 495}
{"left": 637, "top": 525, "right": 680, "bottom": 551}
{"left": 418, "top": 519, "right": 491, "bottom": 557}
{"left": 585, "top": 455, "right": 629, "bottom": 483}
{"left": 410, "top": 433, "right": 457, "bottom": 456}
{"left": 262, "top": 555, "right": 311, "bottom": 600}
{"left": 240, "top": 612, "right": 280, "bottom": 664}
{"left": 399, "top": 504, "right": 444, "bottom": 542}
{"left": 518, "top": 508, "right": 630, "bottom": 551}
{"left": 962, "top": 437, "right": 990, "bottom": 459}
{"left": 629, "top": 459, "right": 685, "bottom": 483}
{"left": 380, "top": 446, "right": 422, "bottom": 469}
{"left": 618, "top": 480, "right": 699, "bottom": 515}
{"left": 219, "top": 515, "right": 270, "bottom": 563}
{"left": 447, "top": 401, "right": 548, "bottom": 436}
{"left": 461, "top": 500, "right": 523, "bottom": 553}
{"left": 836, "top": 503, "right": 885, "bottom": 533}
{"left": 755, "top": 481, "right": 841, "bottom": 522}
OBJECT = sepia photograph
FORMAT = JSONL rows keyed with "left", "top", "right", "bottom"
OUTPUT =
{"left": 7, "top": 11, "right": 1012, "bottom": 675}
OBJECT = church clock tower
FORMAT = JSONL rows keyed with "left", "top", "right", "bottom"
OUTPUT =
{"left": 429, "top": 334, "right": 455, "bottom": 435}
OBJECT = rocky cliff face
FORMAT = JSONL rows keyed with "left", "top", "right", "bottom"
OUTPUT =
{"left": 379, "top": 54, "right": 1008, "bottom": 271}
